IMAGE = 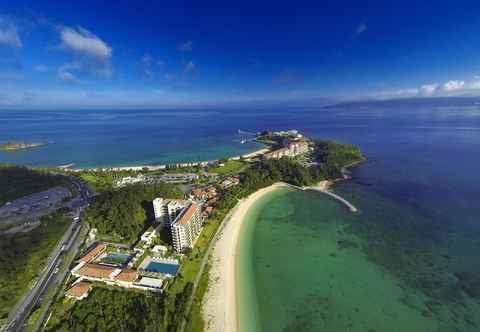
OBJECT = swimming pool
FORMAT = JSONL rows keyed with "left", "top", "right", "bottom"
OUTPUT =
{"left": 100, "top": 252, "right": 132, "bottom": 266}
{"left": 144, "top": 261, "right": 179, "bottom": 275}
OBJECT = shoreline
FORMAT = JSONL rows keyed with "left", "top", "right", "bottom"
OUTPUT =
{"left": 202, "top": 161, "right": 364, "bottom": 331}
{"left": 203, "top": 183, "right": 288, "bottom": 332}
{"left": 57, "top": 147, "right": 270, "bottom": 172}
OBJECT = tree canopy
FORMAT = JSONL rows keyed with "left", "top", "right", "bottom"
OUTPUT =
{"left": 84, "top": 183, "right": 182, "bottom": 243}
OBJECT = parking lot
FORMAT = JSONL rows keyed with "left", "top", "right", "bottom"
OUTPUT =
{"left": 0, "top": 186, "right": 71, "bottom": 223}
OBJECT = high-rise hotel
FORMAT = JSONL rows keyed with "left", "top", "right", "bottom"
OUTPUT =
{"left": 153, "top": 198, "right": 203, "bottom": 252}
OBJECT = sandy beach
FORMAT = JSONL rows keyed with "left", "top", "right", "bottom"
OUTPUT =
{"left": 202, "top": 183, "right": 286, "bottom": 332}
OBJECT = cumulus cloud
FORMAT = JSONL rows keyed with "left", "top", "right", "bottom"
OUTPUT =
{"left": 354, "top": 21, "right": 367, "bottom": 36}
{"left": 442, "top": 80, "right": 465, "bottom": 92}
{"left": 178, "top": 40, "right": 192, "bottom": 52}
{"left": 419, "top": 83, "right": 438, "bottom": 96}
{"left": 376, "top": 77, "right": 480, "bottom": 99}
{"left": 0, "top": 17, "right": 22, "bottom": 48}
{"left": 60, "top": 26, "right": 111, "bottom": 60}
{"left": 33, "top": 64, "right": 49, "bottom": 72}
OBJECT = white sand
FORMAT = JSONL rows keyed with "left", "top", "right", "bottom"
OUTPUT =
{"left": 203, "top": 183, "right": 286, "bottom": 332}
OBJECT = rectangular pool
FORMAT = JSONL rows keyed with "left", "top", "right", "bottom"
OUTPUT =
{"left": 100, "top": 252, "right": 132, "bottom": 266}
{"left": 145, "top": 261, "right": 179, "bottom": 275}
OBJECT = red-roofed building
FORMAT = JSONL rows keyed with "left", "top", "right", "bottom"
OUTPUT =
{"left": 79, "top": 243, "right": 106, "bottom": 263}
{"left": 65, "top": 281, "right": 92, "bottom": 300}
{"left": 73, "top": 263, "right": 118, "bottom": 281}
{"left": 171, "top": 202, "right": 202, "bottom": 252}
{"left": 115, "top": 269, "right": 139, "bottom": 284}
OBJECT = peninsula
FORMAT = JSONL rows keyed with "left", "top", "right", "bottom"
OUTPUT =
{"left": 0, "top": 141, "right": 46, "bottom": 152}
{"left": 2, "top": 129, "right": 364, "bottom": 332}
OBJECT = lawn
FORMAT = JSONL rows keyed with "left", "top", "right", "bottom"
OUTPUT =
{"left": 207, "top": 160, "right": 245, "bottom": 175}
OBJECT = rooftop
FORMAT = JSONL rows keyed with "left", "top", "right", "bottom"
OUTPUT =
{"left": 65, "top": 281, "right": 92, "bottom": 299}
{"left": 115, "top": 269, "right": 139, "bottom": 283}
{"left": 76, "top": 263, "right": 117, "bottom": 279}
{"left": 137, "top": 276, "right": 163, "bottom": 289}
{"left": 79, "top": 243, "right": 106, "bottom": 263}
{"left": 175, "top": 202, "right": 200, "bottom": 226}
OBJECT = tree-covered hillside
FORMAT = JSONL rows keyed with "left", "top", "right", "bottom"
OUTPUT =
{"left": 84, "top": 183, "right": 182, "bottom": 243}
{"left": 45, "top": 288, "right": 165, "bottom": 332}
{"left": 0, "top": 165, "right": 70, "bottom": 206}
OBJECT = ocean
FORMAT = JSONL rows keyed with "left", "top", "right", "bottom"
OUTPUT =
{"left": 2, "top": 100, "right": 480, "bottom": 331}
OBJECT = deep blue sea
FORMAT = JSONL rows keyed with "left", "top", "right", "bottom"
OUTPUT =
{"left": 2, "top": 100, "right": 480, "bottom": 330}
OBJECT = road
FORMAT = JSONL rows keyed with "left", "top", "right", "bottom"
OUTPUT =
{"left": 1, "top": 176, "right": 94, "bottom": 332}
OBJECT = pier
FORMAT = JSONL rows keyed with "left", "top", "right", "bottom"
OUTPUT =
{"left": 282, "top": 182, "right": 358, "bottom": 213}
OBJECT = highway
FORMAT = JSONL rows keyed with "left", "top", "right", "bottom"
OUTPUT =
{"left": 1, "top": 176, "right": 94, "bottom": 332}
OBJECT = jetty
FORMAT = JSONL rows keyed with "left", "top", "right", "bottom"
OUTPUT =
{"left": 282, "top": 182, "right": 358, "bottom": 213}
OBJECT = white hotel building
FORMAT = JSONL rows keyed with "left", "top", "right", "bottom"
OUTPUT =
{"left": 153, "top": 198, "right": 203, "bottom": 252}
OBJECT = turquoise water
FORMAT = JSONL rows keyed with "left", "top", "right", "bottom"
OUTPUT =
{"left": 145, "top": 261, "right": 179, "bottom": 275}
{"left": 239, "top": 186, "right": 480, "bottom": 331}
{"left": 2, "top": 101, "right": 480, "bottom": 330}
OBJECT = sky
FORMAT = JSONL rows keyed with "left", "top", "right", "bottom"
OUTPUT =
{"left": 2, "top": 0, "right": 480, "bottom": 108}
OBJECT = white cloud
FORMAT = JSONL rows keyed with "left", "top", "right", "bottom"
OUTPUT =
{"left": 442, "top": 80, "right": 465, "bottom": 92}
{"left": 33, "top": 64, "right": 49, "bottom": 72}
{"left": 58, "top": 26, "right": 112, "bottom": 79}
{"left": 57, "top": 62, "right": 85, "bottom": 83}
{"left": 184, "top": 61, "right": 195, "bottom": 73}
{"left": 0, "top": 17, "right": 22, "bottom": 48}
{"left": 178, "top": 40, "right": 192, "bottom": 52}
{"left": 354, "top": 21, "right": 367, "bottom": 36}
{"left": 469, "top": 78, "right": 480, "bottom": 90}
{"left": 57, "top": 70, "right": 80, "bottom": 83}
{"left": 419, "top": 83, "right": 438, "bottom": 96}
{"left": 60, "top": 26, "right": 111, "bottom": 60}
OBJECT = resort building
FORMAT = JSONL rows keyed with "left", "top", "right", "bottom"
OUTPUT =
{"left": 263, "top": 140, "right": 310, "bottom": 160}
{"left": 140, "top": 226, "right": 158, "bottom": 246}
{"left": 171, "top": 202, "right": 203, "bottom": 252}
{"left": 136, "top": 277, "right": 163, "bottom": 291}
{"left": 65, "top": 281, "right": 93, "bottom": 301}
{"left": 79, "top": 243, "right": 106, "bottom": 264}
{"left": 153, "top": 198, "right": 189, "bottom": 226}
{"left": 72, "top": 263, "right": 120, "bottom": 282}
{"left": 114, "top": 269, "right": 139, "bottom": 286}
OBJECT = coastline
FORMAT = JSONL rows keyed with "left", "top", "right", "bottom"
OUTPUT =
{"left": 203, "top": 183, "right": 288, "bottom": 332}
{"left": 202, "top": 160, "right": 365, "bottom": 331}
{"left": 58, "top": 147, "right": 270, "bottom": 172}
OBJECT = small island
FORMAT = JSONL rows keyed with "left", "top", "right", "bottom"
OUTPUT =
{"left": 0, "top": 141, "right": 46, "bottom": 152}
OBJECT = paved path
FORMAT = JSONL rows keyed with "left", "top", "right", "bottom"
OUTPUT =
{"left": 304, "top": 186, "right": 358, "bottom": 213}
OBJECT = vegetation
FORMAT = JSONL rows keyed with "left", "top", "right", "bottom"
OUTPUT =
{"left": 207, "top": 160, "right": 245, "bottom": 175}
{"left": 0, "top": 165, "right": 70, "bottom": 206}
{"left": 74, "top": 170, "right": 136, "bottom": 192}
{"left": 311, "top": 139, "right": 365, "bottom": 178}
{"left": 0, "top": 142, "right": 46, "bottom": 152}
{"left": 45, "top": 287, "right": 165, "bottom": 332}
{"left": 44, "top": 139, "right": 364, "bottom": 332}
{"left": 0, "top": 211, "right": 69, "bottom": 320}
{"left": 84, "top": 183, "right": 182, "bottom": 243}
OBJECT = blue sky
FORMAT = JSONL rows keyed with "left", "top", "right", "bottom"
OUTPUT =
{"left": 2, "top": 0, "right": 480, "bottom": 108}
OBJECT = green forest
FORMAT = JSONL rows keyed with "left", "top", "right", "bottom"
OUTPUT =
{"left": 0, "top": 165, "right": 70, "bottom": 206}
{"left": 84, "top": 183, "right": 182, "bottom": 243}
{"left": 0, "top": 212, "right": 69, "bottom": 320}
{"left": 213, "top": 140, "right": 364, "bottom": 219}
{"left": 45, "top": 287, "right": 165, "bottom": 332}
